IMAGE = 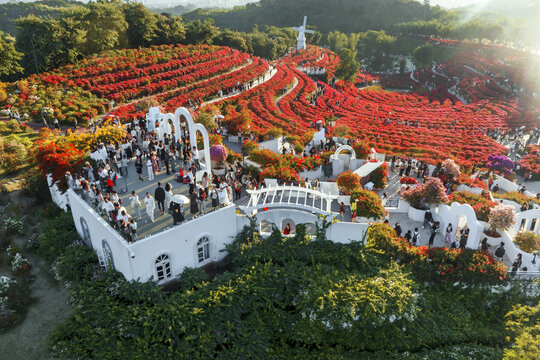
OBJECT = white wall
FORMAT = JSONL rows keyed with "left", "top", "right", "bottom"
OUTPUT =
{"left": 326, "top": 222, "right": 370, "bottom": 244}
{"left": 47, "top": 175, "right": 69, "bottom": 211}
{"left": 128, "top": 205, "right": 238, "bottom": 282}
{"left": 433, "top": 202, "right": 483, "bottom": 249}
{"left": 67, "top": 190, "right": 133, "bottom": 279}
{"left": 259, "top": 137, "right": 284, "bottom": 154}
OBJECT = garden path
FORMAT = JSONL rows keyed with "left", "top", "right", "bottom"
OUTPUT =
{"left": 201, "top": 66, "right": 278, "bottom": 107}
{"left": 275, "top": 76, "right": 299, "bottom": 113}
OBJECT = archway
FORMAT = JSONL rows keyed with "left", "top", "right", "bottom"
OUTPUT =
{"left": 281, "top": 218, "right": 296, "bottom": 235}
{"left": 333, "top": 144, "right": 357, "bottom": 159}
{"left": 439, "top": 202, "right": 483, "bottom": 249}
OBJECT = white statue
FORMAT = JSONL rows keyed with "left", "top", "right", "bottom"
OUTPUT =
{"left": 292, "top": 16, "right": 314, "bottom": 51}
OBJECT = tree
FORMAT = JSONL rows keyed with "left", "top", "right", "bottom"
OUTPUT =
{"left": 413, "top": 43, "right": 434, "bottom": 68}
{"left": 327, "top": 31, "right": 348, "bottom": 52}
{"left": 0, "top": 31, "right": 22, "bottom": 78}
{"left": 335, "top": 48, "right": 359, "bottom": 82}
{"left": 82, "top": 0, "right": 128, "bottom": 55}
{"left": 184, "top": 19, "right": 220, "bottom": 45}
{"left": 15, "top": 15, "right": 85, "bottom": 74}
{"left": 214, "top": 29, "right": 248, "bottom": 52}
{"left": 123, "top": 2, "right": 158, "bottom": 48}
{"left": 504, "top": 301, "right": 540, "bottom": 360}
{"left": 154, "top": 14, "right": 186, "bottom": 45}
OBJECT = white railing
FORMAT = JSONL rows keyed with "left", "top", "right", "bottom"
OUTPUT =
{"left": 242, "top": 184, "right": 339, "bottom": 215}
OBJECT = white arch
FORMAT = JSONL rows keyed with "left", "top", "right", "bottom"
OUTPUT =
{"left": 174, "top": 107, "right": 211, "bottom": 174}
{"left": 333, "top": 145, "right": 357, "bottom": 159}
{"left": 146, "top": 107, "right": 212, "bottom": 174}
{"left": 437, "top": 202, "right": 483, "bottom": 249}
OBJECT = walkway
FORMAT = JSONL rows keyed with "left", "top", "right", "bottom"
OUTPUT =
{"left": 275, "top": 76, "right": 299, "bottom": 113}
{"left": 241, "top": 184, "right": 339, "bottom": 215}
{"left": 201, "top": 66, "right": 278, "bottom": 107}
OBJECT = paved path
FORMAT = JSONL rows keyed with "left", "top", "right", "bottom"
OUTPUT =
{"left": 275, "top": 76, "right": 299, "bottom": 113}
{"left": 201, "top": 67, "right": 278, "bottom": 107}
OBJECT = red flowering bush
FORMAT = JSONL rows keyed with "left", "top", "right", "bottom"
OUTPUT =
{"left": 450, "top": 191, "right": 497, "bottom": 222}
{"left": 352, "top": 141, "right": 370, "bottom": 160}
{"left": 400, "top": 177, "right": 418, "bottom": 184}
{"left": 402, "top": 178, "right": 449, "bottom": 209}
{"left": 457, "top": 175, "right": 488, "bottom": 190}
{"left": 350, "top": 189, "right": 385, "bottom": 220}
{"left": 32, "top": 139, "right": 86, "bottom": 187}
{"left": 369, "top": 162, "right": 388, "bottom": 188}
{"left": 242, "top": 139, "right": 260, "bottom": 156}
{"left": 336, "top": 170, "right": 362, "bottom": 195}
{"left": 367, "top": 223, "right": 507, "bottom": 285}
{"left": 260, "top": 166, "right": 299, "bottom": 183}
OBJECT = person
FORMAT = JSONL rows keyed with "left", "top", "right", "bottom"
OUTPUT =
{"left": 423, "top": 211, "right": 433, "bottom": 229}
{"left": 192, "top": 146, "right": 200, "bottom": 169}
{"left": 128, "top": 191, "right": 141, "bottom": 220}
{"left": 171, "top": 201, "right": 184, "bottom": 225}
{"left": 429, "top": 222, "right": 439, "bottom": 247}
{"left": 480, "top": 238, "right": 490, "bottom": 251}
{"left": 135, "top": 157, "right": 143, "bottom": 181}
{"left": 513, "top": 253, "right": 523, "bottom": 270}
{"left": 144, "top": 192, "right": 155, "bottom": 223}
{"left": 459, "top": 228, "right": 468, "bottom": 249}
{"left": 189, "top": 189, "right": 199, "bottom": 218}
{"left": 404, "top": 230, "right": 412, "bottom": 242}
{"left": 494, "top": 241, "right": 506, "bottom": 260}
{"left": 283, "top": 223, "right": 291, "bottom": 235}
{"left": 121, "top": 155, "right": 129, "bottom": 176}
{"left": 53, "top": 118, "right": 60, "bottom": 129}
{"left": 146, "top": 157, "right": 154, "bottom": 181}
{"left": 339, "top": 201, "right": 345, "bottom": 220}
{"left": 444, "top": 223, "right": 453, "bottom": 245}
{"left": 211, "top": 186, "right": 219, "bottom": 208}
{"left": 411, "top": 228, "right": 419, "bottom": 245}
{"left": 394, "top": 222, "right": 402, "bottom": 237}
{"left": 234, "top": 179, "right": 242, "bottom": 200}
{"left": 128, "top": 218, "right": 138, "bottom": 242}
{"left": 199, "top": 186, "right": 207, "bottom": 214}
{"left": 350, "top": 201, "right": 357, "bottom": 222}
{"left": 154, "top": 182, "right": 166, "bottom": 215}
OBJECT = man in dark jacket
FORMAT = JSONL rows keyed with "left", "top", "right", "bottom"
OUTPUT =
{"left": 154, "top": 182, "right": 166, "bottom": 215}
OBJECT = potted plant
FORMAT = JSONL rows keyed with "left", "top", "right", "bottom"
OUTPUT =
{"left": 486, "top": 204, "right": 517, "bottom": 238}
{"left": 513, "top": 231, "right": 540, "bottom": 254}
{"left": 350, "top": 189, "right": 385, "bottom": 222}
{"left": 402, "top": 178, "right": 449, "bottom": 221}
{"left": 210, "top": 144, "right": 228, "bottom": 175}
{"left": 441, "top": 158, "right": 461, "bottom": 179}
{"left": 336, "top": 170, "right": 362, "bottom": 195}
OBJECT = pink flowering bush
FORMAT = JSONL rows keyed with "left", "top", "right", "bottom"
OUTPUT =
{"left": 210, "top": 145, "right": 228, "bottom": 167}
{"left": 441, "top": 159, "right": 461, "bottom": 177}
{"left": 488, "top": 204, "right": 517, "bottom": 233}
{"left": 402, "top": 178, "right": 449, "bottom": 209}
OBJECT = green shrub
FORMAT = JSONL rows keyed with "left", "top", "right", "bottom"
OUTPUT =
{"left": 54, "top": 245, "right": 98, "bottom": 284}
{"left": 513, "top": 231, "right": 540, "bottom": 254}
{"left": 37, "top": 210, "right": 78, "bottom": 262}
{"left": 2, "top": 217, "right": 24, "bottom": 234}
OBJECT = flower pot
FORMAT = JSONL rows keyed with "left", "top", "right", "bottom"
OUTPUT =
{"left": 483, "top": 229, "right": 501, "bottom": 238}
{"left": 408, "top": 206, "right": 427, "bottom": 222}
{"left": 213, "top": 168, "right": 226, "bottom": 176}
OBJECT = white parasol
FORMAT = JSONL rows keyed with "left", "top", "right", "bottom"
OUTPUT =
{"left": 171, "top": 194, "right": 189, "bottom": 205}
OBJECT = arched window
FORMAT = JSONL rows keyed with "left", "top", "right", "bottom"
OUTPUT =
{"left": 80, "top": 217, "right": 92, "bottom": 246}
{"left": 102, "top": 239, "right": 114, "bottom": 270}
{"left": 155, "top": 254, "right": 172, "bottom": 282}
{"left": 197, "top": 236, "right": 210, "bottom": 263}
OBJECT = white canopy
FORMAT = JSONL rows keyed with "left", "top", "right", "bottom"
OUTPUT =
{"left": 354, "top": 161, "right": 384, "bottom": 178}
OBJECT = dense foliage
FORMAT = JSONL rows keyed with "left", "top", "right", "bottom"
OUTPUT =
{"left": 34, "top": 206, "right": 536, "bottom": 359}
